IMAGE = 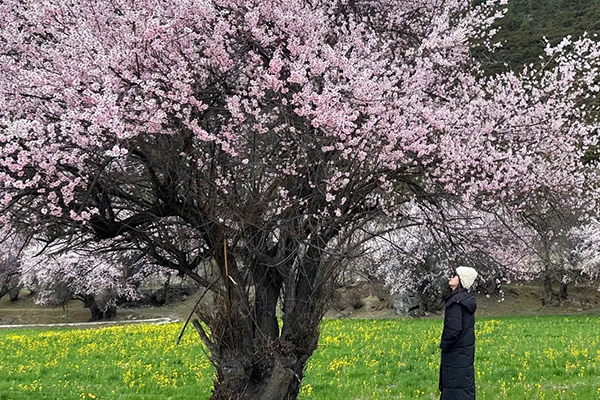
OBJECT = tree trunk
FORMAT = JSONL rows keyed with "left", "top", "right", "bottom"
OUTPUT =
{"left": 197, "top": 236, "right": 329, "bottom": 400}
{"left": 541, "top": 274, "right": 553, "bottom": 306}
{"left": 162, "top": 274, "right": 171, "bottom": 305}
{"left": 198, "top": 293, "right": 314, "bottom": 400}
{"left": 558, "top": 282, "right": 568, "bottom": 302}
{"left": 84, "top": 295, "right": 104, "bottom": 321}
{"left": 83, "top": 295, "right": 117, "bottom": 321}
{"left": 209, "top": 347, "right": 306, "bottom": 400}
{"left": 9, "top": 286, "right": 19, "bottom": 302}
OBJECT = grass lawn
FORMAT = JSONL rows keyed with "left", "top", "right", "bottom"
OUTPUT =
{"left": 0, "top": 316, "right": 599, "bottom": 399}
{"left": 301, "top": 316, "right": 600, "bottom": 399}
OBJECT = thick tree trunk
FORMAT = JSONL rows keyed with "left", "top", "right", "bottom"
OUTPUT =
{"left": 83, "top": 295, "right": 117, "bottom": 321}
{"left": 558, "top": 282, "right": 568, "bottom": 302}
{"left": 197, "top": 236, "right": 329, "bottom": 400}
{"left": 8, "top": 286, "right": 19, "bottom": 302}
{"left": 210, "top": 349, "right": 306, "bottom": 400}
{"left": 253, "top": 262, "right": 283, "bottom": 340}
{"left": 85, "top": 296, "right": 104, "bottom": 321}
{"left": 200, "top": 295, "right": 314, "bottom": 400}
{"left": 541, "top": 274, "right": 553, "bottom": 306}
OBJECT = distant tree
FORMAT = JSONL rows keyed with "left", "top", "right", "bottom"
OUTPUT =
{"left": 1, "top": 1, "right": 599, "bottom": 399}
{"left": 19, "top": 240, "right": 168, "bottom": 320}
{"left": 570, "top": 219, "right": 600, "bottom": 285}
{"left": 0, "top": 231, "right": 24, "bottom": 302}
{"left": 369, "top": 198, "right": 598, "bottom": 308}
{"left": 517, "top": 197, "right": 584, "bottom": 305}
{"left": 367, "top": 202, "right": 538, "bottom": 311}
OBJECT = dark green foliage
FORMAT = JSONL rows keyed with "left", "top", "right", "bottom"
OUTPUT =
{"left": 474, "top": 0, "right": 600, "bottom": 74}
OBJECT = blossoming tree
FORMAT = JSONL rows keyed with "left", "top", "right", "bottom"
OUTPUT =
{"left": 0, "top": 230, "right": 23, "bottom": 302}
{"left": 367, "top": 202, "right": 539, "bottom": 310}
{"left": 1, "top": 0, "right": 599, "bottom": 398}
{"left": 19, "top": 240, "right": 168, "bottom": 320}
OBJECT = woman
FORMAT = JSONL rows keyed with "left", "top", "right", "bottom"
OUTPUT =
{"left": 439, "top": 266, "right": 478, "bottom": 400}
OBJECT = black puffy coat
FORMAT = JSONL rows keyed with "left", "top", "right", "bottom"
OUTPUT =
{"left": 439, "top": 290, "right": 477, "bottom": 400}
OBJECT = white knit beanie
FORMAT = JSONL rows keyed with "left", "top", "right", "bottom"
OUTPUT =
{"left": 456, "top": 266, "right": 478, "bottom": 290}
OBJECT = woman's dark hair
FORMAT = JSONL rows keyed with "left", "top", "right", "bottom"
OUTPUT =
{"left": 443, "top": 284, "right": 464, "bottom": 302}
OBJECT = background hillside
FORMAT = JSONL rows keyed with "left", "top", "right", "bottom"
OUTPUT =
{"left": 474, "top": 0, "right": 600, "bottom": 74}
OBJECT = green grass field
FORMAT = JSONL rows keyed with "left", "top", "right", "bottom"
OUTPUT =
{"left": 0, "top": 316, "right": 599, "bottom": 399}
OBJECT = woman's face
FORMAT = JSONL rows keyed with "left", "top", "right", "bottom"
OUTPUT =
{"left": 449, "top": 274, "right": 460, "bottom": 291}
